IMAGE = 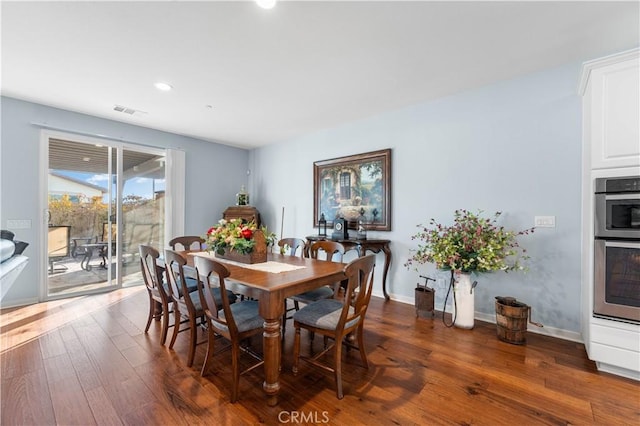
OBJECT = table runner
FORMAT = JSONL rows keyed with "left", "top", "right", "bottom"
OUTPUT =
{"left": 190, "top": 252, "right": 306, "bottom": 273}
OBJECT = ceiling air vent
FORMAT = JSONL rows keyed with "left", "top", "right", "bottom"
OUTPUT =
{"left": 113, "top": 105, "right": 147, "bottom": 115}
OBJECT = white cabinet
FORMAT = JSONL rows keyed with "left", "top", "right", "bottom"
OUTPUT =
{"left": 580, "top": 49, "right": 640, "bottom": 381}
{"left": 579, "top": 49, "right": 640, "bottom": 170}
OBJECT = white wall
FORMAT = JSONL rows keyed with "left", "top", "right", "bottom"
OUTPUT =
{"left": 0, "top": 97, "right": 249, "bottom": 306}
{"left": 250, "top": 62, "right": 583, "bottom": 335}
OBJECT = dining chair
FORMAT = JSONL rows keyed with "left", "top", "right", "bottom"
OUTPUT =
{"left": 292, "top": 254, "right": 376, "bottom": 399}
{"left": 278, "top": 238, "right": 306, "bottom": 334}
{"left": 283, "top": 240, "right": 346, "bottom": 340}
{"left": 169, "top": 236, "right": 206, "bottom": 252}
{"left": 164, "top": 249, "right": 207, "bottom": 367}
{"left": 294, "top": 240, "right": 345, "bottom": 304}
{"left": 139, "top": 244, "right": 172, "bottom": 345}
{"left": 194, "top": 255, "right": 264, "bottom": 403}
{"left": 277, "top": 237, "right": 306, "bottom": 256}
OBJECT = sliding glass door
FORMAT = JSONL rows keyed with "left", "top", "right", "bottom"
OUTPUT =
{"left": 46, "top": 135, "right": 166, "bottom": 298}
{"left": 119, "top": 147, "right": 165, "bottom": 287}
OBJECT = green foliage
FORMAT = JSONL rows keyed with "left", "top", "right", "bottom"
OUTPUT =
{"left": 205, "top": 218, "right": 276, "bottom": 255}
{"left": 405, "top": 210, "right": 534, "bottom": 273}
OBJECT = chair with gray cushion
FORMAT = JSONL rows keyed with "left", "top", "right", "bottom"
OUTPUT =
{"left": 164, "top": 249, "right": 207, "bottom": 367}
{"left": 194, "top": 255, "right": 264, "bottom": 402}
{"left": 293, "top": 240, "right": 345, "bottom": 306}
{"left": 169, "top": 236, "right": 206, "bottom": 252}
{"left": 292, "top": 254, "right": 376, "bottom": 399}
{"left": 139, "top": 245, "right": 172, "bottom": 345}
{"left": 278, "top": 237, "right": 308, "bottom": 335}
{"left": 278, "top": 237, "right": 306, "bottom": 256}
{"left": 283, "top": 241, "right": 346, "bottom": 338}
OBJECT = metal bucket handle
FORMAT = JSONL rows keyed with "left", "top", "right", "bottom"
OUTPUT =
{"left": 527, "top": 306, "right": 543, "bottom": 328}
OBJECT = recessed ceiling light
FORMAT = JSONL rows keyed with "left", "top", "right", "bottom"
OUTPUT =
{"left": 256, "top": 0, "right": 276, "bottom": 10}
{"left": 83, "top": 157, "right": 91, "bottom": 162}
{"left": 154, "top": 82, "right": 173, "bottom": 91}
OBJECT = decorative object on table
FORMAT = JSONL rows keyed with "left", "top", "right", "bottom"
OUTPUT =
{"left": 356, "top": 208, "right": 367, "bottom": 240}
{"left": 204, "top": 218, "right": 275, "bottom": 264}
{"left": 313, "top": 148, "right": 392, "bottom": 232}
{"left": 331, "top": 217, "right": 349, "bottom": 240}
{"left": 495, "top": 296, "right": 543, "bottom": 344}
{"left": 318, "top": 213, "right": 327, "bottom": 237}
{"left": 222, "top": 205, "right": 261, "bottom": 227}
{"left": 415, "top": 275, "right": 435, "bottom": 318}
{"left": 236, "top": 185, "right": 249, "bottom": 206}
{"left": 406, "top": 210, "right": 534, "bottom": 329}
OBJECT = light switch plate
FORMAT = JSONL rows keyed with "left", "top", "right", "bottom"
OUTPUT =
{"left": 534, "top": 216, "right": 555, "bottom": 227}
{"left": 6, "top": 219, "right": 32, "bottom": 229}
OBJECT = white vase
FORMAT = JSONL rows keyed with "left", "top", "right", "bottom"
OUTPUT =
{"left": 452, "top": 272, "right": 475, "bottom": 329}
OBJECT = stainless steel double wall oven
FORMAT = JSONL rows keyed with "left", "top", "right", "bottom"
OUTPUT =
{"left": 594, "top": 176, "right": 640, "bottom": 323}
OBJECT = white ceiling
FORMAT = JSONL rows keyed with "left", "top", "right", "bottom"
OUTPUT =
{"left": 2, "top": 1, "right": 639, "bottom": 149}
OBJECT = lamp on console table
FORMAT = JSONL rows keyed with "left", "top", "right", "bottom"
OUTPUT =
{"left": 318, "top": 213, "right": 327, "bottom": 237}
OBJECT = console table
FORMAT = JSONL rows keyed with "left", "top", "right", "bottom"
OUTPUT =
{"left": 306, "top": 236, "right": 392, "bottom": 300}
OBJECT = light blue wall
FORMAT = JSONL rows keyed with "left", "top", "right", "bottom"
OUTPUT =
{"left": 0, "top": 96, "right": 249, "bottom": 306}
{"left": 251, "top": 62, "right": 583, "bottom": 333}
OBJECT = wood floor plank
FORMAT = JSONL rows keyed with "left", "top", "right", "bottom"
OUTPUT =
{"left": 1, "top": 339, "right": 44, "bottom": 380}
{"left": 58, "top": 322, "right": 79, "bottom": 342}
{"left": 38, "top": 329, "right": 67, "bottom": 359}
{"left": 43, "top": 352, "right": 75, "bottom": 384}
{"left": 1, "top": 369, "right": 56, "bottom": 425}
{"left": 48, "top": 374, "right": 98, "bottom": 425}
{"left": 85, "top": 386, "right": 125, "bottom": 426}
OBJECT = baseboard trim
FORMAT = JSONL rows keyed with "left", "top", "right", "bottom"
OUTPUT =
{"left": 385, "top": 292, "right": 583, "bottom": 344}
{"left": 0, "top": 296, "right": 39, "bottom": 309}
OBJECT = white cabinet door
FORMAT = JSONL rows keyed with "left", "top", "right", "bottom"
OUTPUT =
{"left": 582, "top": 49, "right": 640, "bottom": 170}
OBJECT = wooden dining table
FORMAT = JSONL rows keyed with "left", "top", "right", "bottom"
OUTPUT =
{"left": 183, "top": 251, "right": 346, "bottom": 406}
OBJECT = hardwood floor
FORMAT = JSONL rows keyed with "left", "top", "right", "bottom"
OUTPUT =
{"left": 1, "top": 286, "right": 638, "bottom": 425}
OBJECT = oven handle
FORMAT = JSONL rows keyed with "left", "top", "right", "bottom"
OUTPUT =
{"left": 601, "top": 193, "right": 640, "bottom": 200}
{"left": 600, "top": 240, "right": 640, "bottom": 249}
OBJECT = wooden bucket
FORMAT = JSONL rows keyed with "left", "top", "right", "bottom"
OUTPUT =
{"left": 495, "top": 297, "right": 530, "bottom": 345}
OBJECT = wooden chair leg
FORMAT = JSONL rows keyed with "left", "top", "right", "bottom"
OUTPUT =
{"left": 144, "top": 292, "right": 154, "bottom": 333}
{"left": 187, "top": 315, "right": 197, "bottom": 367}
{"left": 334, "top": 336, "right": 344, "bottom": 400}
{"left": 357, "top": 325, "right": 369, "bottom": 369}
{"left": 292, "top": 326, "right": 301, "bottom": 375}
{"left": 201, "top": 325, "right": 215, "bottom": 376}
{"left": 160, "top": 301, "right": 170, "bottom": 345}
{"left": 231, "top": 341, "right": 240, "bottom": 403}
{"left": 169, "top": 307, "right": 180, "bottom": 349}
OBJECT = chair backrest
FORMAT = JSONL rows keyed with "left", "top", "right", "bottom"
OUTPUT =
{"left": 169, "top": 236, "right": 205, "bottom": 252}
{"left": 338, "top": 254, "right": 376, "bottom": 332}
{"left": 139, "top": 244, "right": 166, "bottom": 298}
{"left": 194, "top": 255, "right": 239, "bottom": 337}
{"left": 163, "top": 249, "right": 196, "bottom": 309}
{"left": 309, "top": 240, "right": 345, "bottom": 263}
{"left": 278, "top": 238, "right": 306, "bottom": 257}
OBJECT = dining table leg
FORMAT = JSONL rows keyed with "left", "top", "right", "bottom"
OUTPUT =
{"left": 258, "top": 293, "right": 283, "bottom": 406}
